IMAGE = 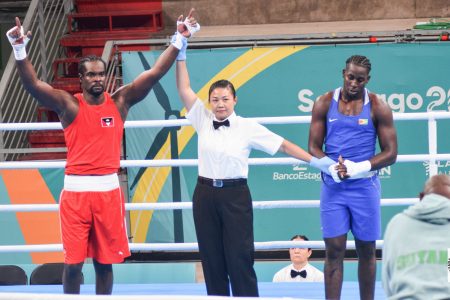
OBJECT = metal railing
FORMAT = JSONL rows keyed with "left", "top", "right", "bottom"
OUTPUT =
{"left": 0, "top": 0, "right": 72, "bottom": 161}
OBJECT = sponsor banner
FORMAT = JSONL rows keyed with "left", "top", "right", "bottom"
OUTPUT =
{"left": 123, "top": 43, "right": 450, "bottom": 242}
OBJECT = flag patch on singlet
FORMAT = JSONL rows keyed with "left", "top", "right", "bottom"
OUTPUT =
{"left": 101, "top": 117, "right": 114, "bottom": 127}
{"left": 358, "top": 118, "right": 368, "bottom": 125}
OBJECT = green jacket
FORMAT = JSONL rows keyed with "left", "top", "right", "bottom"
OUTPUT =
{"left": 382, "top": 193, "right": 450, "bottom": 300}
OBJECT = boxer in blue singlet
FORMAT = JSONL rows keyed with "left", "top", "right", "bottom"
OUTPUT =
{"left": 308, "top": 55, "right": 398, "bottom": 300}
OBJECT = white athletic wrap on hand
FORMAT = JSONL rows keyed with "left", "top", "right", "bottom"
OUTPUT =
{"left": 343, "top": 159, "right": 372, "bottom": 179}
{"left": 309, "top": 156, "right": 335, "bottom": 175}
{"left": 176, "top": 37, "right": 187, "bottom": 61}
{"left": 6, "top": 26, "right": 30, "bottom": 60}
{"left": 170, "top": 31, "right": 186, "bottom": 50}
{"left": 328, "top": 163, "right": 342, "bottom": 183}
{"left": 181, "top": 17, "right": 200, "bottom": 37}
{"left": 172, "top": 17, "right": 200, "bottom": 60}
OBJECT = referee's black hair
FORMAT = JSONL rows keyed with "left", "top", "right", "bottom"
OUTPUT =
{"left": 290, "top": 234, "right": 309, "bottom": 241}
{"left": 208, "top": 79, "right": 236, "bottom": 101}
{"left": 345, "top": 55, "right": 372, "bottom": 73}
{"left": 290, "top": 234, "right": 311, "bottom": 250}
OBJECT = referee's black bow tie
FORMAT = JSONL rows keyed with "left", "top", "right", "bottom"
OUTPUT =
{"left": 291, "top": 269, "right": 307, "bottom": 278}
{"left": 213, "top": 119, "right": 230, "bottom": 129}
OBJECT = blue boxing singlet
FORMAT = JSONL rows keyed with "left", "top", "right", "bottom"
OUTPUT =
{"left": 324, "top": 88, "right": 376, "bottom": 163}
{"left": 320, "top": 87, "right": 381, "bottom": 240}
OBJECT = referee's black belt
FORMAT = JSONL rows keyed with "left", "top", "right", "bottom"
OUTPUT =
{"left": 197, "top": 176, "right": 247, "bottom": 188}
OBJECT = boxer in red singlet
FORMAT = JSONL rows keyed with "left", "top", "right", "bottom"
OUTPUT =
{"left": 7, "top": 11, "right": 199, "bottom": 295}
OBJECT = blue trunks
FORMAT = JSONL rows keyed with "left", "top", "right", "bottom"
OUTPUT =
{"left": 320, "top": 174, "right": 381, "bottom": 241}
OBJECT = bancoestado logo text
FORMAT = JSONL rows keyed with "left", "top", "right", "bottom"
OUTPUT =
{"left": 272, "top": 161, "right": 449, "bottom": 182}
{"left": 273, "top": 166, "right": 392, "bottom": 182}
{"left": 273, "top": 165, "right": 321, "bottom": 181}
{"left": 297, "top": 86, "right": 450, "bottom": 113}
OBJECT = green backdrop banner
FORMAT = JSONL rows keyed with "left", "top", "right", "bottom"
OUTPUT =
{"left": 123, "top": 43, "right": 450, "bottom": 244}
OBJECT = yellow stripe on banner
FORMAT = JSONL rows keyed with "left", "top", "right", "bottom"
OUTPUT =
{"left": 131, "top": 46, "right": 309, "bottom": 242}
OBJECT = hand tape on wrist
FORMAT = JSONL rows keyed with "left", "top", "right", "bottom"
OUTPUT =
{"left": 170, "top": 32, "right": 186, "bottom": 50}
{"left": 6, "top": 27, "right": 29, "bottom": 60}
{"left": 183, "top": 18, "right": 200, "bottom": 37}
{"left": 176, "top": 38, "right": 187, "bottom": 61}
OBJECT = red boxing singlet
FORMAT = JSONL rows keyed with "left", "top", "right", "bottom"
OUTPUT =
{"left": 64, "top": 92, "right": 124, "bottom": 175}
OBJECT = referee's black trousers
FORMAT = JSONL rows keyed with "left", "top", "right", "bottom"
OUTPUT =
{"left": 193, "top": 181, "right": 259, "bottom": 297}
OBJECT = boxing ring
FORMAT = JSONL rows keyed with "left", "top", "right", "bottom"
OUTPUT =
{"left": 0, "top": 111, "right": 449, "bottom": 299}
{"left": 0, "top": 282, "right": 385, "bottom": 300}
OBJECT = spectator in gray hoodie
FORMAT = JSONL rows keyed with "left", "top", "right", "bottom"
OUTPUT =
{"left": 382, "top": 174, "right": 450, "bottom": 300}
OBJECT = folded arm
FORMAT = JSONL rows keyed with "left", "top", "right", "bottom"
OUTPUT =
{"left": 341, "top": 94, "right": 398, "bottom": 179}
{"left": 308, "top": 93, "right": 332, "bottom": 158}
{"left": 307, "top": 93, "right": 338, "bottom": 175}
{"left": 369, "top": 94, "right": 398, "bottom": 170}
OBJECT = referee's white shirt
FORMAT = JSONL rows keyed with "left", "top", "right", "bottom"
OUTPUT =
{"left": 186, "top": 99, "right": 283, "bottom": 179}
{"left": 272, "top": 263, "right": 324, "bottom": 282}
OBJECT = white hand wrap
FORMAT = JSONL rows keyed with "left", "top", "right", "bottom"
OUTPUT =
{"left": 328, "top": 163, "right": 342, "bottom": 183}
{"left": 172, "top": 16, "right": 200, "bottom": 59}
{"left": 170, "top": 31, "right": 186, "bottom": 50}
{"left": 344, "top": 160, "right": 372, "bottom": 179}
{"left": 6, "top": 26, "right": 30, "bottom": 61}
{"left": 182, "top": 17, "right": 200, "bottom": 37}
{"left": 309, "top": 156, "right": 335, "bottom": 175}
{"left": 176, "top": 37, "right": 187, "bottom": 61}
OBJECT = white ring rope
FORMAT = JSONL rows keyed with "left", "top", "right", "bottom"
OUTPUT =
{"left": 0, "top": 198, "right": 419, "bottom": 212}
{"left": 0, "top": 240, "right": 384, "bottom": 253}
{"left": 0, "top": 154, "right": 450, "bottom": 169}
{"left": 0, "top": 112, "right": 446, "bottom": 255}
{"left": 0, "top": 111, "right": 449, "bottom": 131}
{"left": 0, "top": 111, "right": 448, "bottom": 169}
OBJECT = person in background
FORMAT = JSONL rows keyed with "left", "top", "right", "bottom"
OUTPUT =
{"left": 273, "top": 234, "right": 324, "bottom": 282}
{"left": 382, "top": 174, "right": 450, "bottom": 300}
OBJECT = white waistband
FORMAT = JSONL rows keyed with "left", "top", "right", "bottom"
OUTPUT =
{"left": 64, "top": 174, "right": 120, "bottom": 192}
